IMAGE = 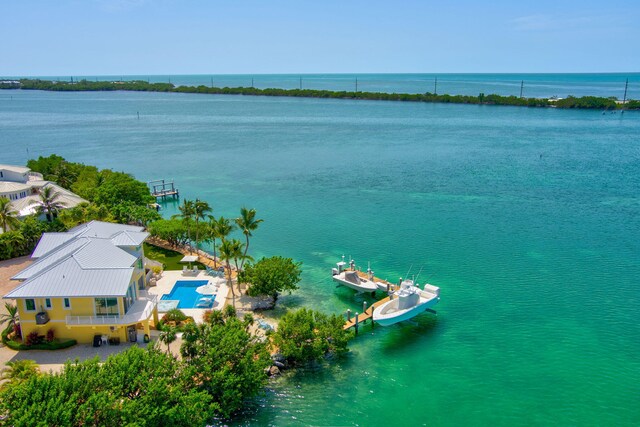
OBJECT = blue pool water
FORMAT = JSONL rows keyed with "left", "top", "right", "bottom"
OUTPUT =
{"left": 160, "top": 280, "right": 215, "bottom": 309}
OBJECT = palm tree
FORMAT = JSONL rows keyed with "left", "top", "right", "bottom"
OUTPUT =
{"left": 209, "top": 216, "right": 235, "bottom": 268}
{"left": 219, "top": 239, "right": 238, "bottom": 298}
{"left": 0, "top": 198, "right": 20, "bottom": 232}
{"left": 227, "top": 239, "right": 252, "bottom": 295}
{"left": 230, "top": 239, "right": 252, "bottom": 277}
{"left": 50, "top": 162, "right": 77, "bottom": 189}
{"left": 0, "top": 303, "right": 19, "bottom": 336}
{"left": 36, "top": 186, "right": 66, "bottom": 222}
{"left": 158, "top": 326, "right": 177, "bottom": 355}
{"left": 1, "top": 360, "right": 39, "bottom": 385}
{"left": 172, "top": 199, "right": 194, "bottom": 252}
{"left": 193, "top": 199, "right": 212, "bottom": 253}
{"left": 2, "top": 232, "right": 25, "bottom": 259}
{"left": 235, "top": 207, "right": 263, "bottom": 270}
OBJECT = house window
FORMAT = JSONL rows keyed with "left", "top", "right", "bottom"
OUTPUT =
{"left": 0, "top": 171, "right": 3, "bottom": 178}
{"left": 95, "top": 298, "right": 119, "bottom": 316}
{"left": 25, "top": 299, "right": 36, "bottom": 311}
{"left": 45, "top": 298, "right": 52, "bottom": 309}
{"left": 137, "top": 259, "right": 143, "bottom": 269}
{"left": 63, "top": 298, "right": 71, "bottom": 309}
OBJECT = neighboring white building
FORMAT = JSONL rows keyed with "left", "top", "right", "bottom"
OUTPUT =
{"left": 0, "top": 164, "right": 86, "bottom": 218}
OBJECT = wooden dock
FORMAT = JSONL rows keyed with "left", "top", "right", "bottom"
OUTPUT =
{"left": 149, "top": 179, "right": 179, "bottom": 199}
{"left": 343, "top": 296, "right": 390, "bottom": 331}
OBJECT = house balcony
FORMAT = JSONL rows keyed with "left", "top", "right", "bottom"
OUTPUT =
{"left": 65, "top": 294, "right": 158, "bottom": 326}
{"left": 27, "top": 171, "right": 44, "bottom": 181}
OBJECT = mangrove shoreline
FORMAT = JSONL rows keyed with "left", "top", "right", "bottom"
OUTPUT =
{"left": 1, "top": 78, "right": 638, "bottom": 110}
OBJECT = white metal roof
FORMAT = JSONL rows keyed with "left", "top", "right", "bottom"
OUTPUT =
{"left": 31, "top": 233, "right": 78, "bottom": 258}
{"left": 14, "top": 238, "right": 89, "bottom": 280}
{"left": 0, "top": 182, "right": 31, "bottom": 193}
{"left": 6, "top": 220, "right": 149, "bottom": 300}
{"left": 5, "top": 257, "right": 134, "bottom": 298}
{"left": 71, "top": 220, "right": 144, "bottom": 238}
{"left": 73, "top": 239, "right": 137, "bottom": 269}
{"left": 0, "top": 164, "right": 30, "bottom": 174}
{"left": 110, "top": 230, "right": 149, "bottom": 247}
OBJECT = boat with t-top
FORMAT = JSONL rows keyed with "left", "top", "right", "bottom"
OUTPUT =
{"left": 331, "top": 256, "right": 389, "bottom": 293}
{"left": 373, "top": 278, "right": 440, "bottom": 326}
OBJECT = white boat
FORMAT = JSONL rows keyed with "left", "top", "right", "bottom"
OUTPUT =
{"left": 331, "top": 257, "right": 385, "bottom": 293}
{"left": 373, "top": 279, "right": 440, "bottom": 326}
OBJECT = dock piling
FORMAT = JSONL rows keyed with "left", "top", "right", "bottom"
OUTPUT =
{"left": 346, "top": 309, "right": 351, "bottom": 322}
{"left": 354, "top": 312, "right": 359, "bottom": 335}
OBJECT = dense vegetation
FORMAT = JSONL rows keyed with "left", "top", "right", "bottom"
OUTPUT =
{"left": 0, "top": 154, "right": 159, "bottom": 261}
{"left": 0, "top": 216, "right": 64, "bottom": 260}
{"left": 271, "top": 308, "right": 352, "bottom": 365}
{"left": 0, "top": 307, "right": 271, "bottom": 425}
{"left": 27, "top": 154, "right": 159, "bottom": 226}
{"left": 0, "top": 346, "right": 215, "bottom": 426}
{"left": 3, "top": 78, "right": 636, "bottom": 110}
{"left": 239, "top": 256, "right": 302, "bottom": 308}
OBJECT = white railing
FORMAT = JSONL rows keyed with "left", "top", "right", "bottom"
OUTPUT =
{"left": 27, "top": 171, "right": 44, "bottom": 181}
{"left": 66, "top": 295, "right": 158, "bottom": 326}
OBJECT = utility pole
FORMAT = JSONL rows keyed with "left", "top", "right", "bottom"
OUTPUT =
{"left": 520, "top": 80, "right": 524, "bottom": 98}
{"left": 355, "top": 77, "right": 358, "bottom": 93}
{"left": 622, "top": 78, "right": 629, "bottom": 104}
{"left": 434, "top": 76, "right": 437, "bottom": 95}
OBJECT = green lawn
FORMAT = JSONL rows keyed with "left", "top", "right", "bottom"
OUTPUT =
{"left": 143, "top": 243, "right": 207, "bottom": 271}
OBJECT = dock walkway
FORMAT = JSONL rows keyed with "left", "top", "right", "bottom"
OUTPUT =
{"left": 343, "top": 296, "right": 390, "bottom": 330}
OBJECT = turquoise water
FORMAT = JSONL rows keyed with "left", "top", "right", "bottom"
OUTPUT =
{"left": 3, "top": 72, "right": 639, "bottom": 99}
{"left": 160, "top": 280, "right": 214, "bottom": 309}
{"left": 0, "top": 84, "right": 639, "bottom": 426}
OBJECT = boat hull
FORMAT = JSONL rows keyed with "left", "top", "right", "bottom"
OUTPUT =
{"left": 373, "top": 296, "right": 439, "bottom": 326}
{"left": 332, "top": 274, "right": 378, "bottom": 293}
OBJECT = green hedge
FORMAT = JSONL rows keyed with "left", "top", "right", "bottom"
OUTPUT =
{"left": 2, "top": 327, "right": 77, "bottom": 351}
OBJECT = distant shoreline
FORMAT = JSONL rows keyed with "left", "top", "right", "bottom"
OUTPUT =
{"left": 1, "top": 79, "right": 638, "bottom": 110}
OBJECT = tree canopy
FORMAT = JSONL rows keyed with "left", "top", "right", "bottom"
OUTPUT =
{"left": 0, "top": 155, "right": 159, "bottom": 261}
{"left": 239, "top": 256, "right": 302, "bottom": 307}
{"left": 180, "top": 305, "right": 271, "bottom": 418}
{"left": 272, "top": 308, "right": 352, "bottom": 365}
{"left": 0, "top": 346, "right": 214, "bottom": 426}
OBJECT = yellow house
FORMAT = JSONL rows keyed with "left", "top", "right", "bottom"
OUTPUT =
{"left": 4, "top": 221, "right": 159, "bottom": 344}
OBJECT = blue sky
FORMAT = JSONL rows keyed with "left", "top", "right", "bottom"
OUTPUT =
{"left": 1, "top": 0, "right": 639, "bottom": 75}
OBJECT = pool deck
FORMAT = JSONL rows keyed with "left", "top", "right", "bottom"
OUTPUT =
{"left": 148, "top": 270, "right": 230, "bottom": 323}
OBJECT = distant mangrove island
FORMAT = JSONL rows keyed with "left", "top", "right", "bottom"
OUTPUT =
{"left": 1, "top": 78, "right": 638, "bottom": 110}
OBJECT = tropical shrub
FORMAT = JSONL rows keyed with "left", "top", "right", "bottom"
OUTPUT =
{"left": 239, "top": 256, "right": 302, "bottom": 308}
{"left": 179, "top": 306, "right": 270, "bottom": 418}
{"left": 0, "top": 346, "right": 215, "bottom": 426}
{"left": 272, "top": 308, "right": 352, "bottom": 365}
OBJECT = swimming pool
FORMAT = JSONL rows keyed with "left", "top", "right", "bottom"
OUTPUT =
{"left": 161, "top": 280, "right": 215, "bottom": 309}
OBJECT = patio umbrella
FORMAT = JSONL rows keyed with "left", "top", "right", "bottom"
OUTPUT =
{"left": 196, "top": 282, "right": 217, "bottom": 295}
{"left": 180, "top": 255, "right": 198, "bottom": 268}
